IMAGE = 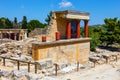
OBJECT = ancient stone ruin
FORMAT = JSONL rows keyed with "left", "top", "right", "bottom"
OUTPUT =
{"left": 0, "top": 29, "right": 27, "bottom": 40}
{"left": 32, "top": 10, "right": 91, "bottom": 64}
{"left": 0, "top": 10, "right": 120, "bottom": 80}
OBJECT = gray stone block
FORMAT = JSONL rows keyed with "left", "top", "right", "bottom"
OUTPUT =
{"left": 46, "top": 58, "right": 52, "bottom": 68}
{"left": 37, "top": 58, "right": 53, "bottom": 70}
{"left": 37, "top": 60, "right": 47, "bottom": 70}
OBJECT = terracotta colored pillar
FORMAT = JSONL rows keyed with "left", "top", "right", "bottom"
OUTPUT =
{"left": 8, "top": 33, "right": 11, "bottom": 39}
{"left": 5, "top": 33, "right": 7, "bottom": 38}
{"left": 0, "top": 33, "right": 1, "bottom": 39}
{"left": 66, "top": 21, "right": 71, "bottom": 39}
{"left": 76, "top": 20, "right": 80, "bottom": 38}
{"left": 56, "top": 32, "right": 60, "bottom": 41}
{"left": 3, "top": 33, "right": 5, "bottom": 38}
{"left": 1, "top": 33, "right": 3, "bottom": 39}
{"left": 84, "top": 20, "right": 89, "bottom": 37}
{"left": 14, "top": 33, "right": 17, "bottom": 40}
{"left": 42, "top": 35, "right": 46, "bottom": 42}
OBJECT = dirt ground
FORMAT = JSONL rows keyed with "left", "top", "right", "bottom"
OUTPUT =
{"left": 54, "top": 60, "right": 120, "bottom": 80}
{"left": 0, "top": 59, "right": 120, "bottom": 80}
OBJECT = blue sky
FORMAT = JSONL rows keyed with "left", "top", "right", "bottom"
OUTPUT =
{"left": 0, "top": 0, "right": 120, "bottom": 25}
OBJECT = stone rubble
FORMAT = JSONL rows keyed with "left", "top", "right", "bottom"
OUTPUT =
{"left": 13, "top": 70, "right": 28, "bottom": 80}
{"left": 60, "top": 64, "right": 79, "bottom": 74}
{"left": 0, "top": 69, "right": 57, "bottom": 80}
{"left": 0, "top": 38, "right": 119, "bottom": 80}
{"left": 0, "top": 69, "right": 13, "bottom": 78}
{"left": 37, "top": 58, "right": 53, "bottom": 70}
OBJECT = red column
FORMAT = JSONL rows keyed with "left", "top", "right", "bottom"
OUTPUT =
{"left": 84, "top": 20, "right": 89, "bottom": 37}
{"left": 66, "top": 21, "right": 71, "bottom": 39}
{"left": 56, "top": 32, "right": 60, "bottom": 41}
{"left": 42, "top": 35, "right": 46, "bottom": 42}
{"left": 5, "top": 33, "right": 7, "bottom": 38}
{"left": 14, "top": 33, "right": 17, "bottom": 40}
{"left": 76, "top": 20, "right": 80, "bottom": 38}
{"left": 9, "top": 33, "right": 11, "bottom": 39}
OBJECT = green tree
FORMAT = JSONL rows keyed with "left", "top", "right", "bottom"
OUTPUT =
{"left": 22, "top": 16, "right": 27, "bottom": 29}
{"left": 14, "top": 17, "right": 17, "bottom": 24}
{"left": 100, "top": 17, "right": 120, "bottom": 46}
{"left": 0, "top": 17, "right": 13, "bottom": 29}
{"left": 45, "top": 11, "right": 52, "bottom": 25}
{"left": 13, "top": 17, "right": 18, "bottom": 29}
{"left": 80, "top": 26, "right": 102, "bottom": 51}
{"left": 0, "top": 17, "right": 6, "bottom": 29}
{"left": 5, "top": 18, "right": 13, "bottom": 29}
{"left": 89, "top": 26, "right": 102, "bottom": 51}
{"left": 27, "top": 20, "right": 45, "bottom": 32}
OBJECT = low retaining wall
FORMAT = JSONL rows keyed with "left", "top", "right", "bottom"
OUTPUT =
{"left": 32, "top": 38, "right": 91, "bottom": 64}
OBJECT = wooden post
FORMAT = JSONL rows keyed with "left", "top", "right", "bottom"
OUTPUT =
{"left": 8, "top": 33, "right": 11, "bottom": 39}
{"left": 94, "top": 61, "right": 96, "bottom": 67}
{"left": 115, "top": 55, "right": 118, "bottom": 62}
{"left": 54, "top": 63, "right": 58, "bottom": 76}
{"left": 28, "top": 62, "right": 30, "bottom": 72}
{"left": 14, "top": 33, "right": 17, "bottom": 40}
{"left": 77, "top": 61, "right": 79, "bottom": 71}
{"left": 3, "top": 57, "right": 5, "bottom": 66}
{"left": 17, "top": 61, "right": 20, "bottom": 70}
{"left": 35, "top": 63, "right": 37, "bottom": 74}
{"left": 106, "top": 57, "right": 109, "bottom": 64}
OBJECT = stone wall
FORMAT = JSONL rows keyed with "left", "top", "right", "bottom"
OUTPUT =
{"left": 28, "top": 28, "right": 47, "bottom": 37}
{"left": 28, "top": 12, "right": 59, "bottom": 41}
{"left": 55, "top": 13, "right": 68, "bottom": 39}
{"left": 28, "top": 12, "right": 68, "bottom": 41}
{"left": 32, "top": 38, "right": 90, "bottom": 64}
{"left": 0, "top": 29, "right": 27, "bottom": 40}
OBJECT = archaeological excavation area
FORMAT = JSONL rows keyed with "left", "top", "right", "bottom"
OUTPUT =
{"left": 0, "top": 10, "right": 119, "bottom": 80}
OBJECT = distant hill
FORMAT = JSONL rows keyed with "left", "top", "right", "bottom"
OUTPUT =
{"left": 81, "top": 24, "right": 103, "bottom": 28}
{"left": 89, "top": 24, "right": 102, "bottom": 27}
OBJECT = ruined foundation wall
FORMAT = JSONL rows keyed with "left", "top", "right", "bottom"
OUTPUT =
{"left": 46, "top": 12, "right": 67, "bottom": 41}
{"left": 32, "top": 38, "right": 90, "bottom": 64}
{"left": 28, "top": 12, "right": 68, "bottom": 41}
{"left": 55, "top": 13, "right": 68, "bottom": 38}
{"left": 46, "top": 12, "right": 58, "bottom": 41}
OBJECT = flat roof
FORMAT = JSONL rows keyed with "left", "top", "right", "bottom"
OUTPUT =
{"left": 54, "top": 10, "right": 90, "bottom": 20}
{"left": 54, "top": 10, "right": 90, "bottom": 16}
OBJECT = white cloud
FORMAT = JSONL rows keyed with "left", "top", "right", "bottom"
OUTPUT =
{"left": 59, "top": 0, "right": 73, "bottom": 8}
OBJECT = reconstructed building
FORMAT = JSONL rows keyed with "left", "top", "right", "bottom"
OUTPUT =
{"left": 32, "top": 10, "right": 91, "bottom": 64}
{"left": 0, "top": 29, "right": 27, "bottom": 40}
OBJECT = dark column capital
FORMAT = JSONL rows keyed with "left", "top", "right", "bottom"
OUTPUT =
{"left": 76, "top": 20, "right": 81, "bottom": 38}
{"left": 8, "top": 33, "right": 11, "bottom": 39}
{"left": 84, "top": 20, "right": 89, "bottom": 37}
{"left": 14, "top": 33, "right": 17, "bottom": 40}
